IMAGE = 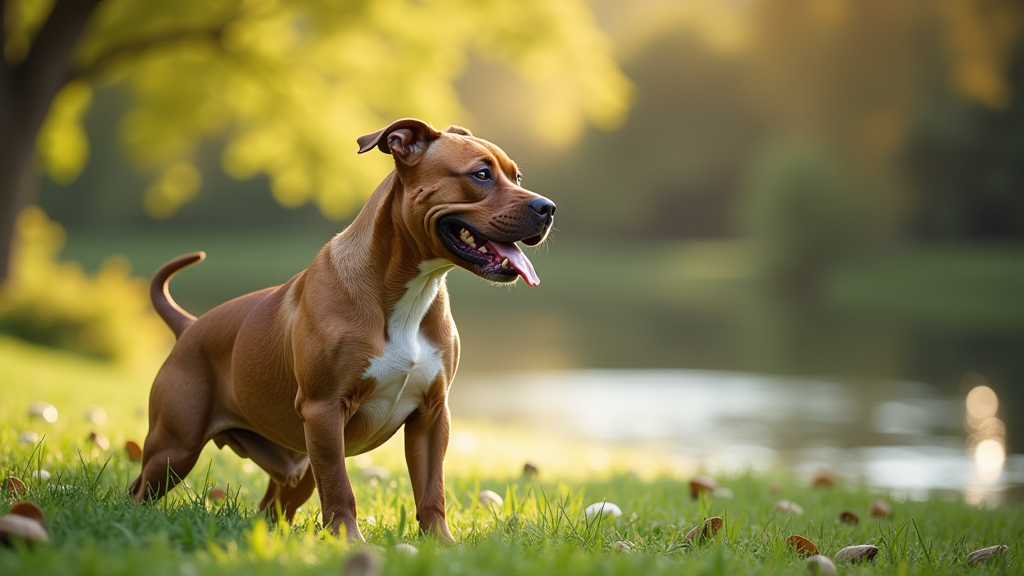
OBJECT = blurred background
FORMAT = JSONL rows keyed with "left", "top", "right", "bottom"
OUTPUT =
{"left": 2, "top": 0, "right": 1022, "bottom": 502}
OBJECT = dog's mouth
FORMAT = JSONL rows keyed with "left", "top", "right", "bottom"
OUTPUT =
{"left": 438, "top": 217, "right": 541, "bottom": 286}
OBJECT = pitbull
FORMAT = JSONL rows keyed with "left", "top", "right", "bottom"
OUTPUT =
{"left": 130, "top": 118, "right": 555, "bottom": 542}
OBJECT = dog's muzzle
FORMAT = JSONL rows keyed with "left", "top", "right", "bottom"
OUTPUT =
{"left": 437, "top": 200, "right": 555, "bottom": 287}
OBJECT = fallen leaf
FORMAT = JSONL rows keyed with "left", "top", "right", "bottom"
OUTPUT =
{"left": 689, "top": 475, "right": 718, "bottom": 499}
{"left": 834, "top": 544, "right": 879, "bottom": 564}
{"left": 967, "top": 544, "right": 1009, "bottom": 565}
{"left": 805, "top": 554, "right": 837, "bottom": 576}
{"left": 684, "top": 516, "right": 723, "bottom": 545}
{"left": 787, "top": 534, "right": 819, "bottom": 556}
{"left": 869, "top": 499, "right": 893, "bottom": 518}
{"left": 522, "top": 462, "right": 539, "bottom": 478}
{"left": 8, "top": 502, "right": 45, "bottom": 526}
{"left": 584, "top": 502, "right": 622, "bottom": 520}
{"left": 0, "top": 514, "right": 48, "bottom": 547}
{"left": 774, "top": 500, "right": 804, "bottom": 514}
{"left": 88, "top": 432, "right": 110, "bottom": 451}
{"left": 125, "top": 440, "right": 143, "bottom": 462}
{"left": 612, "top": 540, "right": 633, "bottom": 552}
{"left": 811, "top": 471, "right": 836, "bottom": 488}
{"left": 837, "top": 509, "right": 859, "bottom": 525}
{"left": 3, "top": 477, "right": 27, "bottom": 497}
{"left": 478, "top": 489, "right": 504, "bottom": 508}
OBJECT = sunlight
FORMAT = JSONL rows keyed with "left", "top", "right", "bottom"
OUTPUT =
{"left": 964, "top": 375, "right": 1006, "bottom": 489}
{"left": 974, "top": 438, "right": 1006, "bottom": 482}
{"left": 965, "top": 382, "right": 999, "bottom": 422}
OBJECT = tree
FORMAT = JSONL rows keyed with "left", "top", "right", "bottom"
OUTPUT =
{"left": 0, "top": 0, "right": 632, "bottom": 281}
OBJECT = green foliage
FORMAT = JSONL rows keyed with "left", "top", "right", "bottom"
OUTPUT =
{"left": 1, "top": 338, "right": 1021, "bottom": 575}
{"left": 736, "top": 141, "right": 868, "bottom": 293}
{"left": 0, "top": 208, "right": 172, "bottom": 369}
{"left": 18, "top": 0, "right": 631, "bottom": 220}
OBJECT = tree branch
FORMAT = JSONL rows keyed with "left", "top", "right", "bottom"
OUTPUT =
{"left": 72, "top": 26, "right": 227, "bottom": 83}
{"left": 12, "top": 0, "right": 103, "bottom": 132}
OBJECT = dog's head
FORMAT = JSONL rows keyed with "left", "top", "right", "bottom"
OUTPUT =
{"left": 358, "top": 118, "right": 555, "bottom": 286}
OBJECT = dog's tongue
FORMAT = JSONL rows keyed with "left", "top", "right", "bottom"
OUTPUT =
{"left": 489, "top": 242, "right": 540, "bottom": 286}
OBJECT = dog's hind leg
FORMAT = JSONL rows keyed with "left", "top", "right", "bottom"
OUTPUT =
{"left": 259, "top": 465, "right": 316, "bottom": 522}
{"left": 130, "top": 362, "right": 213, "bottom": 502}
{"left": 129, "top": 428, "right": 205, "bottom": 501}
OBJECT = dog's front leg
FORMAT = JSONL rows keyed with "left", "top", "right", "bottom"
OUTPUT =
{"left": 404, "top": 396, "right": 455, "bottom": 543}
{"left": 299, "top": 400, "right": 365, "bottom": 542}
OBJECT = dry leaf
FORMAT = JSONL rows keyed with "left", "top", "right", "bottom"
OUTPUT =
{"left": 805, "top": 554, "right": 837, "bottom": 576}
{"left": 787, "top": 534, "right": 819, "bottom": 556}
{"left": 774, "top": 500, "right": 804, "bottom": 514}
{"left": 869, "top": 499, "right": 893, "bottom": 518}
{"left": 88, "top": 432, "right": 110, "bottom": 451}
{"left": 684, "top": 516, "right": 723, "bottom": 545}
{"left": 478, "top": 490, "right": 504, "bottom": 507}
{"left": 8, "top": 502, "right": 45, "bottom": 526}
{"left": 834, "top": 544, "right": 879, "bottom": 563}
{"left": 811, "top": 471, "right": 836, "bottom": 488}
{"left": 125, "top": 440, "right": 143, "bottom": 462}
{"left": 3, "top": 477, "right": 27, "bottom": 497}
{"left": 689, "top": 475, "right": 718, "bottom": 499}
{"left": 967, "top": 544, "right": 1009, "bottom": 565}
{"left": 837, "top": 509, "right": 859, "bottom": 525}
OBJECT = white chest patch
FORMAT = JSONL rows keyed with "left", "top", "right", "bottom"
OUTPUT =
{"left": 354, "top": 259, "right": 454, "bottom": 451}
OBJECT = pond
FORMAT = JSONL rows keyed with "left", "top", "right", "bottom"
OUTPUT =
{"left": 450, "top": 369, "right": 1021, "bottom": 505}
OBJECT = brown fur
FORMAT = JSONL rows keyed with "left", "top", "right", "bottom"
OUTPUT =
{"left": 130, "top": 118, "right": 555, "bottom": 542}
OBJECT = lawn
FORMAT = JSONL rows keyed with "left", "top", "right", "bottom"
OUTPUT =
{"left": 1, "top": 336, "right": 1021, "bottom": 575}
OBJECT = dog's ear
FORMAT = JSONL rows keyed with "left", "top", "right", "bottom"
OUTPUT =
{"left": 445, "top": 125, "right": 473, "bottom": 136}
{"left": 357, "top": 118, "right": 443, "bottom": 164}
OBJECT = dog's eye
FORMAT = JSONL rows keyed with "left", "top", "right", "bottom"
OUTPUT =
{"left": 516, "top": 174, "right": 523, "bottom": 185}
{"left": 471, "top": 169, "right": 492, "bottom": 182}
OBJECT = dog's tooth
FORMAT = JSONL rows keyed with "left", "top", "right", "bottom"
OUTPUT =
{"left": 470, "top": 243, "right": 476, "bottom": 249}
{"left": 467, "top": 236, "right": 475, "bottom": 244}
{"left": 478, "top": 246, "right": 488, "bottom": 254}
{"left": 501, "top": 258, "right": 509, "bottom": 268}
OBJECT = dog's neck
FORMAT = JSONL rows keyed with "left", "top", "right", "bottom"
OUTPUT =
{"left": 329, "top": 171, "right": 454, "bottom": 321}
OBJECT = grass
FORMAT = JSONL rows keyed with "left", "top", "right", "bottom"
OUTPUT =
{"left": 1, "top": 336, "right": 1022, "bottom": 575}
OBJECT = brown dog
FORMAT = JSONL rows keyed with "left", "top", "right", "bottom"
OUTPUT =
{"left": 129, "top": 118, "right": 555, "bottom": 542}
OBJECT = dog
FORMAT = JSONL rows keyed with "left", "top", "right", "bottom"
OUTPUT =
{"left": 129, "top": 118, "right": 556, "bottom": 542}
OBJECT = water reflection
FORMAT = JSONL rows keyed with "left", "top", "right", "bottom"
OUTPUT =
{"left": 451, "top": 369, "right": 1021, "bottom": 503}
{"left": 963, "top": 373, "right": 1008, "bottom": 501}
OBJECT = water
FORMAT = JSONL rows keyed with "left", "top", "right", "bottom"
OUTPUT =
{"left": 450, "top": 369, "right": 1022, "bottom": 504}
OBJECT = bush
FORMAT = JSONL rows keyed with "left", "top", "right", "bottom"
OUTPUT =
{"left": 0, "top": 207, "right": 172, "bottom": 369}
{"left": 736, "top": 141, "right": 868, "bottom": 295}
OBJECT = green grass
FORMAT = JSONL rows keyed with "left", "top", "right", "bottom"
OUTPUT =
{"left": 1, "top": 336, "right": 1022, "bottom": 575}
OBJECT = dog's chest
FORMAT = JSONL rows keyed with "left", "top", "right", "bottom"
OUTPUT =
{"left": 355, "top": 260, "right": 453, "bottom": 444}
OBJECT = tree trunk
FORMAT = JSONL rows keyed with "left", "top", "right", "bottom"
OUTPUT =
{"left": 0, "top": 107, "right": 38, "bottom": 284}
{"left": 0, "top": 0, "right": 104, "bottom": 283}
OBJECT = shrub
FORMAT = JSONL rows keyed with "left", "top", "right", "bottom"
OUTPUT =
{"left": 0, "top": 207, "right": 172, "bottom": 370}
{"left": 736, "top": 141, "right": 868, "bottom": 295}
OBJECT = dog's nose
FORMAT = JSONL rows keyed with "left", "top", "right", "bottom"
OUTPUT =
{"left": 528, "top": 197, "right": 556, "bottom": 218}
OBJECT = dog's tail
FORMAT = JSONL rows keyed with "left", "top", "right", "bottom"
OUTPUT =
{"left": 151, "top": 252, "right": 205, "bottom": 339}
